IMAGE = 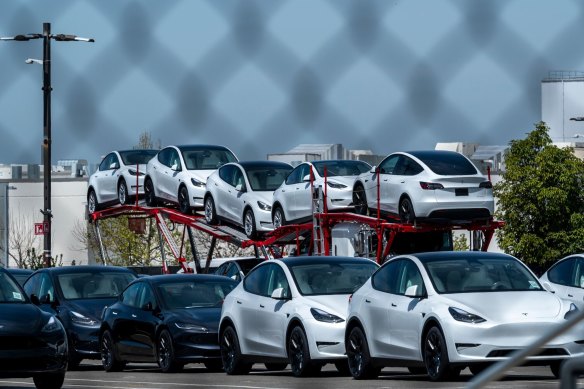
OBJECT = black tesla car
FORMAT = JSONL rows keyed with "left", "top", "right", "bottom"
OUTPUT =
{"left": 100, "top": 274, "right": 238, "bottom": 373}
{"left": 0, "top": 267, "right": 67, "bottom": 389}
{"left": 6, "top": 268, "right": 33, "bottom": 286}
{"left": 23, "top": 265, "right": 137, "bottom": 369}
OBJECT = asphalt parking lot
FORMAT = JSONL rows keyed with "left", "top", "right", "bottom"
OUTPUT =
{"left": 0, "top": 362, "right": 576, "bottom": 389}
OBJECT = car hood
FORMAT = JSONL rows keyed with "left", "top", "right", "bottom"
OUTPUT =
{"left": 248, "top": 191, "right": 273, "bottom": 205}
{"left": 442, "top": 291, "right": 562, "bottom": 321}
{"left": 67, "top": 298, "right": 118, "bottom": 320}
{"left": 0, "top": 304, "right": 45, "bottom": 334}
{"left": 301, "top": 294, "right": 351, "bottom": 319}
{"left": 167, "top": 307, "right": 222, "bottom": 331}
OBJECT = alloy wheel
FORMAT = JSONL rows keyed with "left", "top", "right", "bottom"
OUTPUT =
{"left": 118, "top": 181, "right": 127, "bottom": 205}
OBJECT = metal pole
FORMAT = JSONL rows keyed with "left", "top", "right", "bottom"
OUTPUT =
{"left": 42, "top": 22, "right": 52, "bottom": 268}
{"left": 4, "top": 184, "right": 8, "bottom": 267}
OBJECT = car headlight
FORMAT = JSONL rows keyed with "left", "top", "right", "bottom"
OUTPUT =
{"left": 70, "top": 311, "right": 99, "bottom": 326}
{"left": 41, "top": 316, "right": 63, "bottom": 333}
{"left": 190, "top": 178, "right": 205, "bottom": 187}
{"left": 565, "top": 303, "right": 579, "bottom": 320}
{"left": 174, "top": 322, "right": 209, "bottom": 332}
{"left": 326, "top": 181, "right": 347, "bottom": 189}
{"left": 257, "top": 201, "right": 272, "bottom": 211}
{"left": 128, "top": 169, "right": 145, "bottom": 176}
{"left": 448, "top": 307, "right": 486, "bottom": 324}
{"left": 310, "top": 308, "right": 344, "bottom": 323}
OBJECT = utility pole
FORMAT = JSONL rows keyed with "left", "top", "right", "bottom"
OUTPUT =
{"left": 1, "top": 23, "right": 94, "bottom": 267}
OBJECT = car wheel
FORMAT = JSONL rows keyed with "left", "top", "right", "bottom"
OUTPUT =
{"left": 144, "top": 178, "right": 157, "bottom": 207}
{"left": 334, "top": 360, "right": 351, "bottom": 376}
{"left": 101, "top": 330, "right": 125, "bottom": 372}
{"left": 272, "top": 206, "right": 286, "bottom": 229}
{"left": 87, "top": 189, "right": 99, "bottom": 214}
{"left": 346, "top": 326, "right": 379, "bottom": 379}
{"left": 33, "top": 372, "right": 65, "bottom": 389}
{"left": 178, "top": 186, "right": 191, "bottom": 214}
{"left": 157, "top": 329, "right": 182, "bottom": 373}
{"left": 205, "top": 196, "right": 218, "bottom": 225}
{"left": 117, "top": 180, "right": 128, "bottom": 205}
{"left": 424, "top": 326, "right": 452, "bottom": 381}
{"left": 243, "top": 209, "right": 257, "bottom": 239}
{"left": 353, "top": 185, "right": 368, "bottom": 216}
{"left": 399, "top": 197, "right": 415, "bottom": 224}
{"left": 265, "top": 362, "right": 287, "bottom": 371}
{"left": 204, "top": 360, "right": 224, "bottom": 372}
{"left": 288, "top": 326, "right": 321, "bottom": 377}
{"left": 220, "top": 326, "right": 251, "bottom": 375}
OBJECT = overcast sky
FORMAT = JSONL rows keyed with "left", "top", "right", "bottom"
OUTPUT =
{"left": 1, "top": 0, "right": 583, "bottom": 166}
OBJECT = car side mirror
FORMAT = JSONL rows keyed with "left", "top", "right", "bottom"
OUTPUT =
{"left": 30, "top": 294, "right": 41, "bottom": 306}
{"left": 271, "top": 287, "right": 289, "bottom": 300}
{"left": 235, "top": 183, "right": 245, "bottom": 192}
{"left": 370, "top": 166, "right": 377, "bottom": 174}
{"left": 405, "top": 285, "right": 424, "bottom": 298}
{"left": 171, "top": 163, "right": 181, "bottom": 171}
{"left": 542, "top": 282, "right": 554, "bottom": 293}
{"left": 142, "top": 301, "right": 154, "bottom": 311}
{"left": 110, "top": 162, "right": 119, "bottom": 170}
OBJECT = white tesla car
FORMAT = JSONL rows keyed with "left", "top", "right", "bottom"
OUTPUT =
{"left": 204, "top": 161, "right": 292, "bottom": 238}
{"left": 272, "top": 160, "right": 371, "bottom": 228}
{"left": 218, "top": 256, "right": 378, "bottom": 377}
{"left": 345, "top": 251, "right": 584, "bottom": 381}
{"left": 87, "top": 149, "right": 158, "bottom": 214}
{"left": 352, "top": 150, "right": 494, "bottom": 223}
{"left": 144, "top": 145, "right": 238, "bottom": 214}
{"left": 540, "top": 254, "right": 584, "bottom": 309}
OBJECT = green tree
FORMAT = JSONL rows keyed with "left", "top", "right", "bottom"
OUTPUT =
{"left": 453, "top": 233, "right": 469, "bottom": 251}
{"left": 494, "top": 121, "right": 584, "bottom": 274}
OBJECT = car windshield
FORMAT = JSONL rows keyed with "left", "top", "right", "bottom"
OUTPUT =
{"left": 180, "top": 146, "right": 238, "bottom": 170}
{"left": 0, "top": 272, "right": 27, "bottom": 303}
{"left": 245, "top": 166, "right": 293, "bottom": 191}
{"left": 312, "top": 160, "right": 371, "bottom": 177}
{"left": 119, "top": 150, "right": 158, "bottom": 165}
{"left": 289, "top": 261, "right": 378, "bottom": 296}
{"left": 158, "top": 279, "right": 237, "bottom": 309}
{"left": 57, "top": 272, "right": 136, "bottom": 300}
{"left": 423, "top": 256, "right": 543, "bottom": 293}
{"left": 410, "top": 151, "right": 478, "bottom": 176}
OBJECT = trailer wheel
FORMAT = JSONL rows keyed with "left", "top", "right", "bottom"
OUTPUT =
{"left": 353, "top": 185, "right": 368, "bottom": 215}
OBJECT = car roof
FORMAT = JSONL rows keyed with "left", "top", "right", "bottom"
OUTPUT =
{"left": 139, "top": 274, "right": 237, "bottom": 285}
{"left": 33, "top": 265, "right": 136, "bottom": 274}
{"left": 404, "top": 251, "right": 514, "bottom": 263}
{"left": 237, "top": 161, "right": 292, "bottom": 169}
{"left": 175, "top": 144, "right": 231, "bottom": 151}
{"left": 278, "top": 256, "right": 378, "bottom": 267}
{"left": 6, "top": 268, "right": 34, "bottom": 275}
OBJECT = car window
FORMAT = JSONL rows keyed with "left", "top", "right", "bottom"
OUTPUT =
{"left": 266, "top": 265, "right": 290, "bottom": 298}
{"left": 312, "top": 160, "right": 370, "bottom": 177}
{"left": 181, "top": 147, "right": 238, "bottom": 170}
{"left": 23, "top": 273, "right": 40, "bottom": 298}
{"left": 0, "top": 272, "right": 26, "bottom": 303}
{"left": 575, "top": 258, "right": 584, "bottom": 288}
{"left": 119, "top": 150, "right": 157, "bottom": 165}
{"left": 394, "top": 156, "right": 423, "bottom": 176}
{"left": 411, "top": 151, "right": 478, "bottom": 176}
{"left": 372, "top": 260, "right": 402, "bottom": 294}
{"left": 158, "top": 279, "right": 237, "bottom": 309}
{"left": 396, "top": 260, "right": 425, "bottom": 295}
{"left": 378, "top": 155, "right": 400, "bottom": 175}
{"left": 158, "top": 148, "right": 173, "bottom": 168}
{"left": 285, "top": 165, "right": 302, "bottom": 185}
{"left": 245, "top": 166, "right": 292, "bottom": 191}
{"left": 548, "top": 258, "right": 575, "bottom": 287}
{"left": 38, "top": 273, "right": 55, "bottom": 304}
{"left": 99, "top": 153, "right": 117, "bottom": 171}
{"left": 219, "top": 165, "right": 235, "bottom": 186}
{"left": 137, "top": 283, "right": 157, "bottom": 310}
{"left": 243, "top": 264, "right": 271, "bottom": 296}
{"left": 233, "top": 167, "right": 246, "bottom": 190}
{"left": 122, "top": 283, "right": 142, "bottom": 307}
{"left": 169, "top": 149, "right": 182, "bottom": 170}
{"left": 225, "top": 263, "right": 241, "bottom": 282}
{"left": 214, "top": 263, "right": 228, "bottom": 276}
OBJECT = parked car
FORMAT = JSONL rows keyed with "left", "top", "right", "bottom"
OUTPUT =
{"left": 212, "top": 257, "right": 263, "bottom": 283}
{"left": 0, "top": 267, "right": 68, "bottom": 389}
{"left": 204, "top": 161, "right": 293, "bottom": 238}
{"left": 352, "top": 150, "right": 494, "bottom": 223}
{"left": 272, "top": 160, "right": 371, "bottom": 228}
{"left": 6, "top": 267, "right": 33, "bottom": 286}
{"left": 345, "top": 251, "right": 583, "bottom": 381}
{"left": 23, "top": 265, "right": 137, "bottom": 369}
{"left": 219, "top": 256, "right": 378, "bottom": 377}
{"left": 540, "top": 254, "right": 584, "bottom": 309}
{"left": 87, "top": 149, "right": 158, "bottom": 214}
{"left": 100, "top": 274, "right": 238, "bottom": 373}
{"left": 144, "top": 145, "right": 238, "bottom": 214}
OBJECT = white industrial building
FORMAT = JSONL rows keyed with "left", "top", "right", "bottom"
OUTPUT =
{"left": 542, "top": 71, "right": 584, "bottom": 142}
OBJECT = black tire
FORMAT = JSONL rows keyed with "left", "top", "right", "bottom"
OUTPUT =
{"left": 288, "top": 326, "right": 321, "bottom": 377}
{"left": 550, "top": 361, "right": 562, "bottom": 378}
{"left": 144, "top": 178, "right": 157, "bottom": 207}
{"left": 204, "top": 360, "right": 224, "bottom": 372}
{"left": 424, "top": 326, "right": 451, "bottom": 381}
{"left": 407, "top": 366, "right": 427, "bottom": 375}
{"left": 33, "top": 372, "right": 65, "bottom": 389}
{"left": 157, "top": 329, "right": 182, "bottom": 373}
{"left": 220, "top": 326, "right": 251, "bottom": 375}
{"left": 399, "top": 197, "right": 415, "bottom": 224}
{"left": 87, "top": 189, "right": 99, "bottom": 214}
{"left": 335, "top": 360, "right": 351, "bottom": 376}
{"left": 101, "top": 330, "right": 125, "bottom": 372}
{"left": 353, "top": 185, "right": 368, "bottom": 216}
{"left": 178, "top": 186, "right": 191, "bottom": 214}
{"left": 118, "top": 179, "right": 129, "bottom": 205}
{"left": 265, "top": 362, "right": 288, "bottom": 371}
{"left": 272, "top": 206, "right": 286, "bottom": 229}
{"left": 346, "top": 326, "right": 379, "bottom": 379}
{"left": 204, "top": 196, "right": 218, "bottom": 225}
{"left": 243, "top": 209, "right": 257, "bottom": 239}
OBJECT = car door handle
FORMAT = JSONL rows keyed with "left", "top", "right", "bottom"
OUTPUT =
{"left": 365, "top": 299, "right": 371, "bottom": 303}
{"left": 391, "top": 303, "right": 397, "bottom": 307}
{"left": 281, "top": 189, "right": 286, "bottom": 192}
{"left": 568, "top": 294, "right": 574, "bottom": 298}
{"left": 112, "top": 311, "right": 118, "bottom": 315}
{"left": 259, "top": 304, "right": 265, "bottom": 308}
{"left": 131, "top": 314, "right": 137, "bottom": 318}
{"left": 236, "top": 300, "right": 242, "bottom": 304}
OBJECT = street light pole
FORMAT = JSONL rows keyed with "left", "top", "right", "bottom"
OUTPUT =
{"left": 1, "top": 22, "right": 93, "bottom": 268}
{"left": 4, "top": 184, "right": 16, "bottom": 268}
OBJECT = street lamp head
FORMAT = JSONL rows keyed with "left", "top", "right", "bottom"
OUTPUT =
{"left": 24, "top": 58, "right": 43, "bottom": 65}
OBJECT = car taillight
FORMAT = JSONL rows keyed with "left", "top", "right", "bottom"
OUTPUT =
{"left": 479, "top": 181, "right": 493, "bottom": 189}
{"left": 419, "top": 182, "right": 444, "bottom": 190}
